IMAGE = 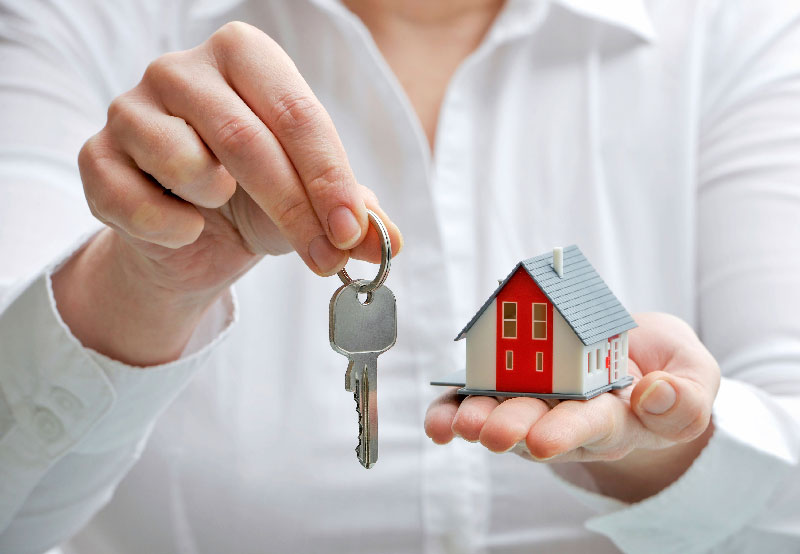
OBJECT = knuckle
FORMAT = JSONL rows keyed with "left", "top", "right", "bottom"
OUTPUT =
{"left": 214, "top": 114, "right": 266, "bottom": 153}
{"left": 143, "top": 52, "right": 190, "bottom": 91}
{"left": 212, "top": 21, "right": 254, "bottom": 50}
{"left": 271, "top": 192, "right": 309, "bottom": 231}
{"left": 106, "top": 95, "right": 134, "bottom": 127}
{"left": 105, "top": 93, "right": 150, "bottom": 139}
{"left": 77, "top": 136, "right": 99, "bottom": 176}
{"left": 143, "top": 54, "right": 172, "bottom": 83}
{"left": 78, "top": 133, "right": 113, "bottom": 181}
{"left": 211, "top": 20, "right": 283, "bottom": 56}
{"left": 306, "top": 164, "right": 350, "bottom": 197}
{"left": 269, "top": 90, "right": 323, "bottom": 136}
{"left": 210, "top": 21, "right": 271, "bottom": 65}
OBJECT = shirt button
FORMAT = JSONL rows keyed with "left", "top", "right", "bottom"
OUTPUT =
{"left": 50, "top": 386, "right": 83, "bottom": 414}
{"left": 33, "top": 407, "right": 64, "bottom": 442}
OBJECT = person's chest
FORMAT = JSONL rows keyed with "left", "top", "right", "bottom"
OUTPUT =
{"left": 68, "top": 1, "right": 705, "bottom": 552}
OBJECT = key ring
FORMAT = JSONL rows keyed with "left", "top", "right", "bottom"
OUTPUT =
{"left": 337, "top": 209, "right": 391, "bottom": 294}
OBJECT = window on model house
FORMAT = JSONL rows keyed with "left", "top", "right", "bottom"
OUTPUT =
{"left": 502, "top": 302, "right": 517, "bottom": 338}
{"left": 532, "top": 303, "right": 547, "bottom": 339}
{"left": 536, "top": 352, "right": 543, "bottom": 372}
{"left": 506, "top": 350, "right": 513, "bottom": 370}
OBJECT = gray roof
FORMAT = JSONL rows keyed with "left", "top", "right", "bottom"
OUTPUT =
{"left": 455, "top": 245, "right": 636, "bottom": 345}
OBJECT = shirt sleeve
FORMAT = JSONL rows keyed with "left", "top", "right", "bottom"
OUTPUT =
{"left": 0, "top": 2, "right": 237, "bottom": 552}
{"left": 549, "top": 2, "right": 800, "bottom": 553}
{"left": 0, "top": 244, "right": 237, "bottom": 553}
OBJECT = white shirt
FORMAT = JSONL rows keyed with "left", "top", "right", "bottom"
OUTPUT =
{"left": 1, "top": 0, "right": 799, "bottom": 552}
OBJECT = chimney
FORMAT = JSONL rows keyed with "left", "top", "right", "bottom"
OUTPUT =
{"left": 553, "top": 246, "right": 564, "bottom": 278}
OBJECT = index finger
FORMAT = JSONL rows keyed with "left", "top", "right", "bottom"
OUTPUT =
{"left": 209, "top": 22, "right": 368, "bottom": 250}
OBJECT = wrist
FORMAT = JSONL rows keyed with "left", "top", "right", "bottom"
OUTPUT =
{"left": 581, "top": 421, "right": 715, "bottom": 503}
{"left": 52, "top": 229, "right": 222, "bottom": 366}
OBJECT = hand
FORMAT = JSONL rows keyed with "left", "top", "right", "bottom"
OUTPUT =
{"left": 53, "top": 21, "right": 401, "bottom": 365}
{"left": 81, "top": 20, "right": 401, "bottom": 284}
{"left": 425, "top": 313, "right": 721, "bottom": 501}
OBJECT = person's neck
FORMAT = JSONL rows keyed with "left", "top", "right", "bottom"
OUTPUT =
{"left": 344, "top": 0, "right": 504, "bottom": 27}
{"left": 343, "top": 0, "right": 505, "bottom": 150}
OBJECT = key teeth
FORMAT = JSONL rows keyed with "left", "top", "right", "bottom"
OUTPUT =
{"left": 354, "top": 388, "right": 362, "bottom": 454}
{"left": 354, "top": 383, "right": 374, "bottom": 469}
{"left": 349, "top": 365, "right": 376, "bottom": 469}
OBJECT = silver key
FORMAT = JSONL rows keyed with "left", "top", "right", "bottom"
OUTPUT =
{"left": 329, "top": 281, "right": 397, "bottom": 468}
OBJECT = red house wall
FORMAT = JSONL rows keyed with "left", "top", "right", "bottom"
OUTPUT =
{"left": 495, "top": 268, "right": 554, "bottom": 393}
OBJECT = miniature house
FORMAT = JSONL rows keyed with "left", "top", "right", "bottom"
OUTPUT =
{"left": 454, "top": 245, "right": 636, "bottom": 400}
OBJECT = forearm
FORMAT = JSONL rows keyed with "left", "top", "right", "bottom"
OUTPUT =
{"left": 556, "top": 380, "right": 800, "bottom": 554}
{"left": 51, "top": 229, "right": 220, "bottom": 366}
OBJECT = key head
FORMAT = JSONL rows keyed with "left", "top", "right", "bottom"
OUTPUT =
{"left": 329, "top": 282, "right": 397, "bottom": 358}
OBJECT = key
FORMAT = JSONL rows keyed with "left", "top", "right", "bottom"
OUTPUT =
{"left": 329, "top": 281, "right": 397, "bottom": 469}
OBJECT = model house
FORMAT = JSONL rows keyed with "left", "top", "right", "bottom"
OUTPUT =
{"left": 451, "top": 245, "right": 636, "bottom": 400}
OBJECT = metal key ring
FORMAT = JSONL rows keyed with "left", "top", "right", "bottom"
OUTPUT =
{"left": 337, "top": 209, "right": 391, "bottom": 294}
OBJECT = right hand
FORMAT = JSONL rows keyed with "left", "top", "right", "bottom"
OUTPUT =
{"left": 78, "top": 21, "right": 402, "bottom": 303}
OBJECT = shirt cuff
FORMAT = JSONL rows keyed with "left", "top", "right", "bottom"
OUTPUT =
{"left": 548, "top": 378, "right": 796, "bottom": 553}
{"left": 0, "top": 235, "right": 237, "bottom": 528}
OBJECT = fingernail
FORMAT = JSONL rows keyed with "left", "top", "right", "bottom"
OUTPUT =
{"left": 639, "top": 380, "right": 676, "bottom": 415}
{"left": 328, "top": 206, "right": 362, "bottom": 249}
{"left": 530, "top": 454, "right": 557, "bottom": 462}
{"left": 308, "top": 235, "right": 345, "bottom": 275}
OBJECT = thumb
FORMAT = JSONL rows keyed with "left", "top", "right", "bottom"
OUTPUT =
{"left": 630, "top": 371, "right": 714, "bottom": 443}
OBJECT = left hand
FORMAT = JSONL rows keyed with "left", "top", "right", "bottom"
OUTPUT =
{"left": 425, "top": 313, "right": 721, "bottom": 498}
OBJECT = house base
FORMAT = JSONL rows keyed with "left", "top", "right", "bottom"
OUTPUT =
{"left": 430, "top": 370, "right": 634, "bottom": 401}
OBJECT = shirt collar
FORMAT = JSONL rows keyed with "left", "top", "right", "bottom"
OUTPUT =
{"left": 550, "top": 0, "right": 657, "bottom": 42}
